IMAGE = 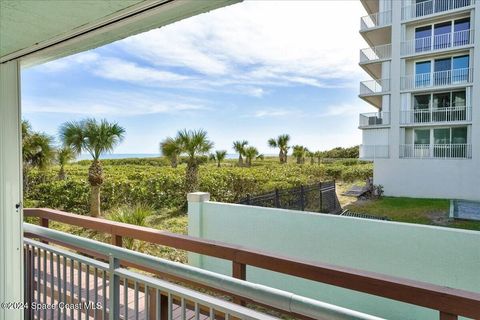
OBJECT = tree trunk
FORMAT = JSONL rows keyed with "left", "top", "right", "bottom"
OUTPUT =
{"left": 171, "top": 155, "right": 178, "bottom": 168}
{"left": 278, "top": 151, "right": 283, "bottom": 163}
{"left": 58, "top": 165, "right": 66, "bottom": 180}
{"left": 88, "top": 160, "right": 104, "bottom": 217}
{"left": 90, "top": 185, "right": 101, "bottom": 217}
{"left": 217, "top": 161, "right": 221, "bottom": 168}
{"left": 238, "top": 155, "right": 243, "bottom": 167}
{"left": 185, "top": 160, "right": 199, "bottom": 193}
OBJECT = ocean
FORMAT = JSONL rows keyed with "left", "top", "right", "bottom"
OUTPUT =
{"left": 75, "top": 153, "right": 242, "bottom": 160}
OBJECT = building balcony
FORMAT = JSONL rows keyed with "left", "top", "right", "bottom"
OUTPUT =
{"left": 401, "top": 67, "right": 472, "bottom": 91}
{"left": 359, "top": 78, "right": 390, "bottom": 107}
{"left": 400, "top": 106, "right": 471, "bottom": 124}
{"left": 360, "top": 10, "right": 392, "bottom": 31}
{"left": 359, "top": 144, "right": 389, "bottom": 159}
{"left": 360, "top": 78, "right": 390, "bottom": 95}
{"left": 359, "top": 111, "right": 390, "bottom": 128}
{"left": 400, "top": 143, "right": 472, "bottom": 159}
{"left": 359, "top": 44, "right": 391, "bottom": 79}
{"left": 360, "top": 0, "right": 380, "bottom": 16}
{"left": 402, "top": 0, "right": 474, "bottom": 21}
{"left": 360, "top": 44, "right": 392, "bottom": 64}
{"left": 360, "top": 10, "right": 392, "bottom": 47}
{"left": 401, "top": 29, "right": 474, "bottom": 57}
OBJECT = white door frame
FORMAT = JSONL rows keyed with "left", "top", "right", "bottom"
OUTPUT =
{"left": 0, "top": 60, "right": 23, "bottom": 320}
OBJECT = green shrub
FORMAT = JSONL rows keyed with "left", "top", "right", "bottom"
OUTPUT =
{"left": 341, "top": 165, "right": 373, "bottom": 182}
{"left": 24, "top": 161, "right": 372, "bottom": 214}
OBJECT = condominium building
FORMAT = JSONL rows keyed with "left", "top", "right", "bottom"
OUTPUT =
{"left": 358, "top": 0, "right": 480, "bottom": 200}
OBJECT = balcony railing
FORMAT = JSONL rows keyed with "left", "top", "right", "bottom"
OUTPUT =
{"left": 401, "top": 29, "right": 474, "bottom": 56}
{"left": 23, "top": 222, "right": 378, "bottom": 320}
{"left": 400, "top": 143, "right": 472, "bottom": 159}
{"left": 360, "top": 10, "right": 392, "bottom": 31}
{"left": 359, "top": 112, "right": 391, "bottom": 127}
{"left": 360, "top": 79, "right": 390, "bottom": 95}
{"left": 402, "top": 0, "right": 474, "bottom": 20}
{"left": 23, "top": 208, "right": 480, "bottom": 320}
{"left": 401, "top": 68, "right": 472, "bottom": 90}
{"left": 401, "top": 106, "right": 471, "bottom": 124}
{"left": 359, "top": 145, "right": 389, "bottom": 159}
{"left": 360, "top": 44, "right": 392, "bottom": 63}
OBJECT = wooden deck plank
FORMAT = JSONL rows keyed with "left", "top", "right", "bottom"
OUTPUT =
{"left": 29, "top": 250, "right": 217, "bottom": 320}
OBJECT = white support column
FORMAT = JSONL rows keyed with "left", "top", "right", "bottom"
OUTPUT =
{"left": 187, "top": 192, "right": 210, "bottom": 268}
{"left": 0, "top": 60, "right": 23, "bottom": 320}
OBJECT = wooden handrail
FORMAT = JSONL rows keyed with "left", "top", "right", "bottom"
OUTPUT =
{"left": 24, "top": 208, "right": 480, "bottom": 319}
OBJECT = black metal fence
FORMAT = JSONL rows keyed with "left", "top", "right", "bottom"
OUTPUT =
{"left": 238, "top": 181, "right": 342, "bottom": 214}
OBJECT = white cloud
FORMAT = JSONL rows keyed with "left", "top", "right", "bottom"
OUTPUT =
{"left": 35, "top": 1, "right": 367, "bottom": 94}
{"left": 36, "top": 52, "right": 100, "bottom": 72}
{"left": 252, "top": 109, "right": 294, "bottom": 118}
{"left": 23, "top": 90, "right": 207, "bottom": 116}
{"left": 92, "top": 58, "right": 190, "bottom": 84}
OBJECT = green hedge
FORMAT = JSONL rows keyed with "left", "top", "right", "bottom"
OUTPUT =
{"left": 25, "top": 162, "right": 372, "bottom": 214}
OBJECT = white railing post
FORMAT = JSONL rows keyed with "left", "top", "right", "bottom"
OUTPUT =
{"left": 108, "top": 254, "right": 120, "bottom": 320}
{"left": 187, "top": 192, "right": 210, "bottom": 267}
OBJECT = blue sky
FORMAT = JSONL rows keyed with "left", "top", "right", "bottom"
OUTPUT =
{"left": 21, "top": 1, "right": 372, "bottom": 154}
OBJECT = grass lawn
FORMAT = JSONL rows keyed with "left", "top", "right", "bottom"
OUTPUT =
{"left": 345, "top": 197, "right": 480, "bottom": 231}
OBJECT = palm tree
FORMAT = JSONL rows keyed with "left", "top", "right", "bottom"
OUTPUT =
{"left": 177, "top": 129, "right": 213, "bottom": 193}
{"left": 59, "top": 118, "right": 125, "bottom": 217}
{"left": 160, "top": 137, "right": 182, "bottom": 168}
{"left": 210, "top": 150, "right": 227, "bottom": 167}
{"left": 314, "top": 151, "right": 324, "bottom": 164}
{"left": 232, "top": 140, "right": 248, "bottom": 166}
{"left": 22, "top": 120, "right": 55, "bottom": 190}
{"left": 292, "top": 145, "right": 307, "bottom": 164}
{"left": 244, "top": 146, "right": 259, "bottom": 167}
{"left": 268, "top": 134, "right": 290, "bottom": 163}
{"left": 57, "top": 146, "right": 75, "bottom": 180}
{"left": 306, "top": 150, "right": 315, "bottom": 165}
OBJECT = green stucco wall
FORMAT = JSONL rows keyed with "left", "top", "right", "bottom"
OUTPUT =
{"left": 188, "top": 200, "right": 480, "bottom": 319}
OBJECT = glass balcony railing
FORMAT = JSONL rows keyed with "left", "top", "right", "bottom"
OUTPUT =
{"left": 359, "top": 145, "right": 390, "bottom": 159}
{"left": 360, "top": 44, "right": 392, "bottom": 63}
{"left": 359, "top": 112, "right": 391, "bottom": 127}
{"left": 360, "top": 10, "right": 392, "bottom": 31}
{"left": 360, "top": 79, "right": 390, "bottom": 95}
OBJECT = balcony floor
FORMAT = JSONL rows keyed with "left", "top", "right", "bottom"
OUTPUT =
{"left": 29, "top": 252, "right": 207, "bottom": 320}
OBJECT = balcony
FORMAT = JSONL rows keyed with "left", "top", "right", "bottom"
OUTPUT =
{"left": 22, "top": 206, "right": 480, "bottom": 319}
{"left": 400, "top": 143, "right": 472, "bottom": 158}
{"left": 401, "top": 68, "right": 472, "bottom": 90}
{"left": 360, "top": 0, "right": 380, "bottom": 16}
{"left": 401, "top": 29, "right": 474, "bottom": 57}
{"left": 402, "top": 0, "right": 474, "bottom": 21}
{"left": 360, "top": 79, "right": 390, "bottom": 95}
{"left": 359, "top": 112, "right": 390, "bottom": 128}
{"left": 360, "top": 11, "right": 392, "bottom": 31}
{"left": 359, "top": 79, "right": 390, "bottom": 107}
{"left": 359, "top": 44, "right": 391, "bottom": 79}
{"left": 359, "top": 144, "right": 389, "bottom": 159}
{"left": 360, "top": 11, "right": 392, "bottom": 47}
{"left": 401, "top": 106, "right": 471, "bottom": 124}
{"left": 360, "top": 44, "right": 392, "bottom": 64}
